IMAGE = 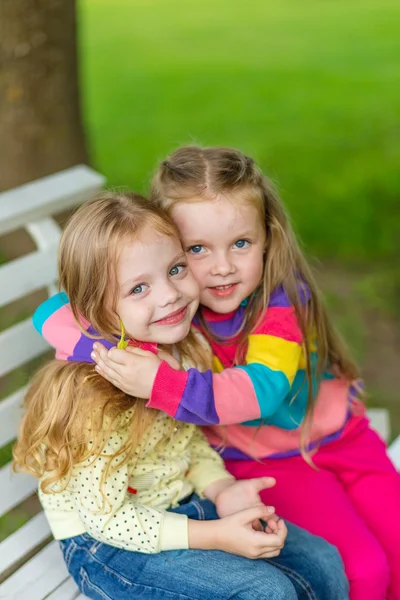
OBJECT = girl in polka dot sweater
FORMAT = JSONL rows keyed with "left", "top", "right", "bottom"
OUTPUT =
{"left": 15, "top": 191, "right": 348, "bottom": 600}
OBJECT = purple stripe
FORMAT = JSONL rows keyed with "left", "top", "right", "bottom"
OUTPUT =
{"left": 219, "top": 409, "right": 351, "bottom": 461}
{"left": 194, "top": 307, "right": 245, "bottom": 339}
{"left": 268, "top": 283, "right": 310, "bottom": 308}
{"left": 69, "top": 326, "right": 115, "bottom": 363}
{"left": 174, "top": 368, "right": 220, "bottom": 426}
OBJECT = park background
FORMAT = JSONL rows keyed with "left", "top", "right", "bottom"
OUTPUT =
{"left": 0, "top": 0, "right": 399, "bottom": 538}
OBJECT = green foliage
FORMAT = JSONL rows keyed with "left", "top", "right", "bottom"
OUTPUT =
{"left": 79, "top": 0, "right": 400, "bottom": 262}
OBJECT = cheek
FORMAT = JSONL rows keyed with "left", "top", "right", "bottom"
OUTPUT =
{"left": 244, "top": 251, "right": 264, "bottom": 281}
{"left": 119, "top": 301, "right": 147, "bottom": 334}
{"left": 187, "top": 257, "right": 207, "bottom": 284}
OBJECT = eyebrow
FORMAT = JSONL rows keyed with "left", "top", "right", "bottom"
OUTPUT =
{"left": 184, "top": 230, "right": 257, "bottom": 244}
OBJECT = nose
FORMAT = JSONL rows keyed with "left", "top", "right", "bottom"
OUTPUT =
{"left": 210, "top": 251, "right": 236, "bottom": 277}
{"left": 158, "top": 279, "right": 182, "bottom": 307}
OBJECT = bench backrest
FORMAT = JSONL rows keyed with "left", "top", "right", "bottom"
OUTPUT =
{"left": 0, "top": 165, "right": 105, "bottom": 581}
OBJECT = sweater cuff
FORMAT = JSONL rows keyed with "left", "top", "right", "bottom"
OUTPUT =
{"left": 159, "top": 512, "right": 189, "bottom": 551}
{"left": 147, "top": 361, "right": 188, "bottom": 417}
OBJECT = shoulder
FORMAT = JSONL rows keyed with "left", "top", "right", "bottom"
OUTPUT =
{"left": 268, "top": 281, "right": 311, "bottom": 308}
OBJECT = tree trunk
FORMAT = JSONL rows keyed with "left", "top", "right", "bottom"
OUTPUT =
{"left": 0, "top": 0, "right": 88, "bottom": 192}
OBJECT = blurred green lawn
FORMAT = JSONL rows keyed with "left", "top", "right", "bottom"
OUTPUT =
{"left": 80, "top": 0, "right": 400, "bottom": 262}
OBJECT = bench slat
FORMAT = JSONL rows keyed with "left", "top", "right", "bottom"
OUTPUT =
{"left": 0, "top": 463, "right": 38, "bottom": 518}
{"left": 0, "top": 512, "right": 51, "bottom": 577}
{"left": 388, "top": 435, "right": 400, "bottom": 469}
{"left": 0, "top": 540, "right": 69, "bottom": 600}
{"left": 0, "top": 318, "right": 49, "bottom": 378}
{"left": 0, "top": 166, "right": 105, "bottom": 236}
{"left": 366, "top": 408, "right": 390, "bottom": 442}
{"left": 43, "top": 577, "right": 80, "bottom": 600}
{"left": 0, "top": 387, "right": 26, "bottom": 447}
{"left": 0, "top": 246, "right": 58, "bottom": 308}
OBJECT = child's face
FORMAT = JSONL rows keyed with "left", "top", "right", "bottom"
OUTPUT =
{"left": 171, "top": 196, "right": 266, "bottom": 314}
{"left": 115, "top": 226, "right": 199, "bottom": 344}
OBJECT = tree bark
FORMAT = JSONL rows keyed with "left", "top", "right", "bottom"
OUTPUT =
{"left": 0, "top": 0, "right": 88, "bottom": 192}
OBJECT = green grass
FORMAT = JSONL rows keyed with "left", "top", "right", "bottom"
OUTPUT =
{"left": 79, "top": 0, "right": 400, "bottom": 262}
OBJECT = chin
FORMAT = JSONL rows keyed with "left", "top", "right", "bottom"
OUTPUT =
{"left": 202, "top": 296, "right": 240, "bottom": 314}
{"left": 157, "top": 321, "right": 192, "bottom": 345}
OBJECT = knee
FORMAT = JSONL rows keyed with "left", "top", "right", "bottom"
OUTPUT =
{"left": 348, "top": 543, "right": 390, "bottom": 595}
{"left": 309, "top": 537, "right": 349, "bottom": 599}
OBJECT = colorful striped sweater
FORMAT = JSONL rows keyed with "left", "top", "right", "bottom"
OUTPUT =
{"left": 149, "top": 285, "right": 362, "bottom": 459}
{"left": 33, "top": 287, "right": 362, "bottom": 461}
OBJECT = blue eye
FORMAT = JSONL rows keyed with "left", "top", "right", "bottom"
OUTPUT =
{"left": 188, "top": 245, "right": 205, "bottom": 254}
{"left": 169, "top": 264, "right": 186, "bottom": 276}
{"left": 234, "top": 239, "right": 250, "bottom": 249}
{"left": 131, "top": 284, "right": 148, "bottom": 295}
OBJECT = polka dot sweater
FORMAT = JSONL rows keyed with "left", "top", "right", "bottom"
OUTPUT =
{"left": 39, "top": 411, "right": 232, "bottom": 553}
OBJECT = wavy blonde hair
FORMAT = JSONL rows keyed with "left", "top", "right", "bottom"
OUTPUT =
{"left": 150, "top": 146, "right": 361, "bottom": 458}
{"left": 13, "top": 191, "right": 211, "bottom": 494}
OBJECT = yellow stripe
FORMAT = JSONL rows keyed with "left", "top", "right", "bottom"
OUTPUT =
{"left": 212, "top": 355, "right": 225, "bottom": 373}
{"left": 247, "top": 334, "right": 302, "bottom": 385}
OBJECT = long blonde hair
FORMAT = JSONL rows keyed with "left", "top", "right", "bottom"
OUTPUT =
{"left": 151, "top": 146, "right": 361, "bottom": 454}
{"left": 13, "top": 191, "right": 210, "bottom": 493}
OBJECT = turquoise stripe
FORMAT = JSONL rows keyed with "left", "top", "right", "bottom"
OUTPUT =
{"left": 32, "top": 292, "right": 69, "bottom": 334}
{"left": 239, "top": 353, "right": 328, "bottom": 430}
{"left": 237, "top": 363, "right": 290, "bottom": 425}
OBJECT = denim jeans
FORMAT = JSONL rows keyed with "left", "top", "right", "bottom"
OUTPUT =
{"left": 60, "top": 494, "right": 349, "bottom": 600}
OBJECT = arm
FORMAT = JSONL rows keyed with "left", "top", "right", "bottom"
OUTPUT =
{"left": 185, "top": 427, "right": 235, "bottom": 495}
{"left": 148, "top": 289, "right": 306, "bottom": 426}
{"left": 69, "top": 435, "right": 188, "bottom": 553}
{"left": 64, "top": 431, "right": 285, "bottom": 559}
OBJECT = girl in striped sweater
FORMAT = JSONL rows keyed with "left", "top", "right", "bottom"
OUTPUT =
{"left": 90, "top": 147, "right": 400, "bottom": 600}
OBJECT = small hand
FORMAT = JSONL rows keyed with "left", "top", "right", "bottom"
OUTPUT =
{"left": 189, "top": 504, "right": 287, "bottom": 559}
{"left": 214, "top": 477, "right": 278, "bottom": 532}
{"left": 91, "top": 343, "right": 161, "bottom": 398}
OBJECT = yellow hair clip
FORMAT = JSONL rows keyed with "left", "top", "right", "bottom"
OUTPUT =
{"left": 117, "top": 319, "right": 129, "bottom": 349}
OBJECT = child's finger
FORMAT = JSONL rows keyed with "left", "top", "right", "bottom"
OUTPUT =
{"left": 93, "top": 357, "right": 123, "bottom": 382}
{"left": 265, "top": 518, "right": 278, "bottom": 533}
{"left": 249, "top": 477, "right": 276, "bottom": 492}
{"left": 95, "top": 365, "right": 120, "bottom": 387}
{"left": 124, "top": 347, "right": 155, "bottom": 358}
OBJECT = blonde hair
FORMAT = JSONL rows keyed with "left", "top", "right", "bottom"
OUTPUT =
{"left": 151, "top": 146, "right": 361, "bottom": 457}
{"left": 13, "top": 191, "right": 210, "bottom": 493}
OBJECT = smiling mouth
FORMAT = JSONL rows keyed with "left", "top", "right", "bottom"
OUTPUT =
{"left": 207, "top": 283, "right": 238, "bottom": 297}
{"left": 153, "top": 306, "right": 188, "bottom": 326}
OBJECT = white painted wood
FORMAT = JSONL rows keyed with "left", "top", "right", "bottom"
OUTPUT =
{"left": 0, "top": 166, "right": 105, "bottom": 236}
{"left": 0, "top": 318, "right": 50, "bottom": 378}
{"left": 0, "top": 512, "right": 51, "bottom": 577}
{"left": 0, "top": 165, "right": 103, "bottom": 599}
{"left": 26, "top": 217, "right": 62, "bottom": 250}
{"left": 0, "top": 247, "right": 58, "bottom": 308}
{"left": 26, "top": 218, "right": 63, "bottom": 297}
{"left": 366, "top": 408, "right": 390, "bottom": 442}
{"left": 41, "top": 576, "right": 80, "bottom": 600}
{"left": 388, "top": 435, "right": 400, "bottom": 469}
{"left": 0, "top": 463, "right": 37, "bottom": 518}
{"left": 0, "top": 387, "right": 26, "bottom": 447}
{"left": 0, "top": 541, "right": 69, "bottom": 600}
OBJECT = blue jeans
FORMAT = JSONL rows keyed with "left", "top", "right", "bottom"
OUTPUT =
{"left": 60, "top": 495, "right": 348, "bottom": 600}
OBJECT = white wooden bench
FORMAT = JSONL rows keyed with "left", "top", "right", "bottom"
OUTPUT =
{"left": 0, "top": 167, "right": 399, "bottom": 599}
{"left": 0, "top": 166, "right": 104, "bottom": 599}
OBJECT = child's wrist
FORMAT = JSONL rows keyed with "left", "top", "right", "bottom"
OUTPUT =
{"left": 188, "top": 519, "right": 218, "bottom": 550}
{"left": 203, "top": 477, "right": 236, "bottom": 504}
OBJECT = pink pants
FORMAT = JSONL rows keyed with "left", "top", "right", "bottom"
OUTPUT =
{"left": 225, "top": 417, "right": 400, "bottom": 600}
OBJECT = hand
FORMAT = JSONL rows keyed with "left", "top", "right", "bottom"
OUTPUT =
{"left": 91, "top": 343, "right": 161, "bottom": 398}
{"left": 213, "top": 477, "right": 279, "bottom": 532}
{"left": 188, "top": 505, "right": 287, "bottom": 559}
